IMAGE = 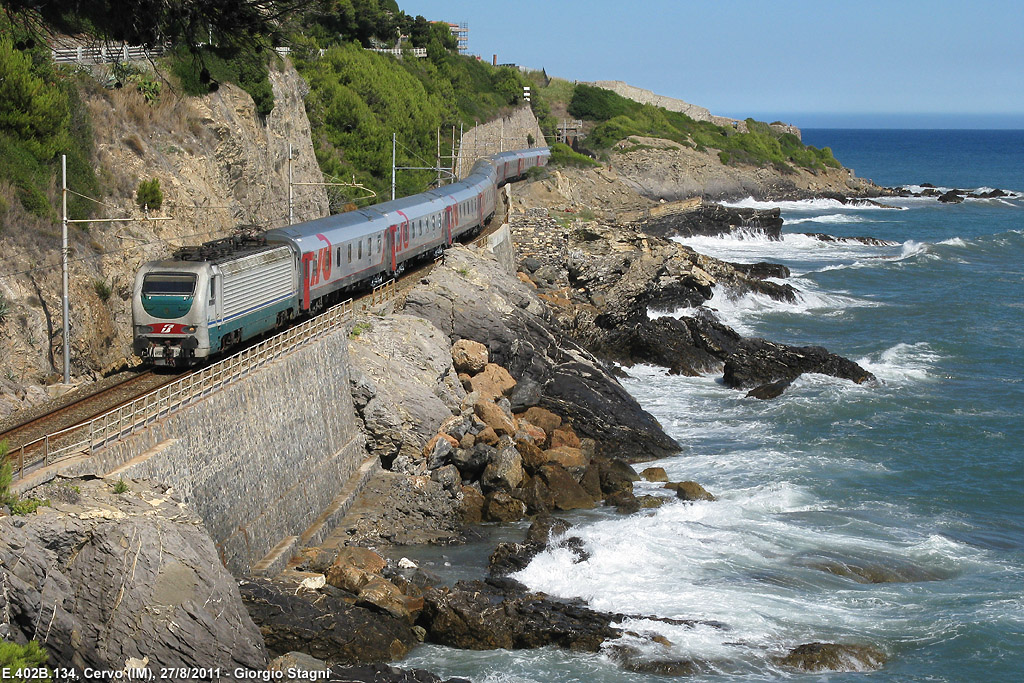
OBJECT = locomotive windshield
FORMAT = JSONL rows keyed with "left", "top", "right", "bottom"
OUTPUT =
{"left": 142, "top": 273, "right": 197, "bottom": 296}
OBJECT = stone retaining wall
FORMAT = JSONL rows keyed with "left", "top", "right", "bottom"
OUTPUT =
{"left": 457, "top": 107, "right": 546, "bottom": 177}
{"left": 71, "top": 330, "right": 366, "bottom": 575}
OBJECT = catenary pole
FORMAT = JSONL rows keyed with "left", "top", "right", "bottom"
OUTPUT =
{"left": 61, "top": 155, "right": 70, "bottom": 383}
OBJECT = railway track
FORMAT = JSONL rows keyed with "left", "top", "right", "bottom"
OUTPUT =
{"left": 0, "top": 188, "right": 511, "bottom": 481}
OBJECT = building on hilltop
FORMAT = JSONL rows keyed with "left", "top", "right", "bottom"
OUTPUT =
{"left": 447, "top": 22, "right": 468, "bottom": 53}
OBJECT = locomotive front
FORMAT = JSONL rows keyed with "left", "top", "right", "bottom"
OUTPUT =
{"left": 132, "top": 260, "right": 212, "bottom": 367}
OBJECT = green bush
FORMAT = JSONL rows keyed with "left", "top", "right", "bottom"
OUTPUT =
{"left": 113, "top": 478, "right": 129, "bottom": 494}
{"left": 0, "top": 16, "right": 97, "bottom": 221}
{"left": 0, "top": 640, "right": 50, "bottom": 682}
{"left": 168, "top": 44, "right": 276, "bottom": 117}
{"left": 548, "top": 142, "right": 600, "bottom": 168}
{"left": 567, "top": 84, "right": 633, "bottom": 121}
{"left": 10, "top": 497, "right": 49, "bottom": 515}
{"left": 135, "top": 178, "right": 163, "bottom": 211}
{"left": 93, "top": 279, "right": 112, "bottom": 301}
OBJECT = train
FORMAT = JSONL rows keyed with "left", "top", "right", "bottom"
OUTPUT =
{"left": 132, "top": 146, "right": 550, "bottom": 367}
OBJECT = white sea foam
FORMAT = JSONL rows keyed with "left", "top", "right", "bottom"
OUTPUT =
{"left": 673, "top": 231, "right": 897, "bottom": 270}
{"left": 856, "top": 342, "right": 942, "bottom": 384}
{"left": 784, "top": 213, "right": 874, "bottom": 225}
{"left": 722, "top": 196, "right": 901, "bottom": 212}
{"left": 653, "top": 282, "right": 876, "bottom": 336}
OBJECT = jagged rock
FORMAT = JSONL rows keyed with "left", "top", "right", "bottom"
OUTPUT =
{"left": 550, "top": 426, "right": 581, "bottom": 449}
{"left": 746, "top": 377, "right": 794, "bottom": 399}
{"left": 429, "top": 464, "right": 461, "bottom": 493}
{"left": 775, "top": 642, "right": 887, "bottom": 672}
{"left": 606, "top": 489, "right": 641, "bottom": 514}
{"left": 639, "top": 204, "right": 784, "bottom": 240}
{"left": 521, "top": 406, "right": 562, "bottom": 435}
{"left": 402, "top": 247, "right": 679, "bottom": 463}
{"left": 483, "top": 492, "right": 527, "bottom": 522}
{"left": 513, "top": 475, "right": 554, "bottom": 515}
{"left": 240, "top": 577, "right": 417, "bottom": 663}
{"left": 459, "top": 485, "right": 485, "bottom": 524}
{"left": 420, "top": 578, "right": 622, "bottom": 651}
{"left": 937, "top": 190, "right": 964, "bottom": 204}
{"left": 723, "top": 338, "right": 875, "bottom": 389}
{"left": 452, "top": 443, "right": 493, "bottom": 481}
{"left": 481, "top": 443, "right": 525, "bottom": 493}
{"left": 641, "top": 467, "right": 668, "bottom": 482}
{"left": 451, "top": 339, "right": 489, "bottom": 374}
{"left": 469, "top": 363, "right": 517, "bottom": 400}
{"left": 348, "top": 315, "right": 466, "bottom": 465}
{"left": 598, "top": 457, "right": 640, "bottom": 495}
{"left": 0, "top": 478, "right": 266, "bottom": 673}
{"left": 474, "top": 399, "right": 517, "bottom": 437}
{"left": 538, "top": 464, "right": 596, "bottom": 511}
{"left": 665, "top": 481, "right": 716, "bottom": 502}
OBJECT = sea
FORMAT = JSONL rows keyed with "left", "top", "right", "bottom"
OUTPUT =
{"left": 403, "top": 129, "right": 1024, "bottom": 681}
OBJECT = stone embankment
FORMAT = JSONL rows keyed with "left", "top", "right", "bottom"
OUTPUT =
{"left": 456, "top": 106, "right": 545, "bottom": 177}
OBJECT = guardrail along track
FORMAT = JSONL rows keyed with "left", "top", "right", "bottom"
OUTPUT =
{"left": 4, "top": 283, "right": 400, "bottom": 482}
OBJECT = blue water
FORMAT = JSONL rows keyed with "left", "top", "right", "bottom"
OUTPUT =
{"left": 406, "top": 130, "right": 1024, "bottom": 681}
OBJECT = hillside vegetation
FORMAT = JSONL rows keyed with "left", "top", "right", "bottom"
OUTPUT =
{"left": 534, "top": 81, "right": 840, "bottom": 173}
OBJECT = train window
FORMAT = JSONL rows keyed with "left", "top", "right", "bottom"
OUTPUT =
{"left": 377, "top": 236, "right": 382, "bottom": 252}
{"left": 367, "top": 237, "right": 372, "bottom": 254}
{"left": 143, "top": 273, "right": 196, "bottom": 296}
{"left": 336, "top": 246, "right": 341, "bottom": 267}
{"left": 347, "top": 244, "right": 352, "bottom": 262}
{"left": 358, "top": 241, "right": 363, "bottom": 259}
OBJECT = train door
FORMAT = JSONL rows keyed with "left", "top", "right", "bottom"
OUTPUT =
{"left": 443, "top": 203, "right": 454, "bottom": 245}
{"left": 387, "top": 225, "right": 398, "bottom": 273}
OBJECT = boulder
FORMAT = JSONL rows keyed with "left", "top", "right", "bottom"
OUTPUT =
{"left": 775, "top": 642, "right": 887, "bottom": 672}
{"left": 538, "top": 464, "right": 596, "bottom": 511}
{"left": 723, "top": 338, "right": 875, "bottom": 389}
{"left": 598, "top": 458, "right": 640, "bottom": 495}
{"left": 665, "top": 481, "right": 716, "bottom": 502}
{"left": 357, "top": 577, "right": 423, "bottom": 622}
{"left": 0, "top": 478, "right": 266, "bottom": 673}
{"left": 605, "top": 489, "right": 641, "bottom": 514}
{"left": 640, "top": 467, "right": 668, "bottom": 482}
{"left": 451, "top": 339, "right": 489, "bottom": 375}
{"left": 326, "top": 548, "right": 386, "bottom": 593}
{"left": 429, "top": 464, "right": 461, "bottom": 493}
{"left": 517, "top": 421, "right": 547, "bottom": 444}
{"left": 240, "top": 577, "right": 418, "bottom": 663}
{"left": 468, "top": 363, "right": 517, "bottom": 400}
{"left": 459, "top": 486, "right": 485, "bottom": 524}
{"left": 543, "top": 446, "right": 588, "bottom": 478}
{"left": 550, "top": 426, "right": 581, "bottom": 449}
{"left": 420, "top": 579, "right": 622, "bottom": 651}
{"left": 579, "top": 463, "right": 604, "bottom": 501}
{"left": 513, "top": 475, "right": 554, "bottom": 516}
{"left": 483, "top": 492, "right": 527, "bottom": 522}
{"left": 481, "top": 443, "right": 525, "bottom": 493}
{"left": 746, "top": 378, "right": 793, "bottom": 400}
{"left": 474, "top": 399, "right": 517, "bottom": 436}
{"left": 452, "top": 443, "right": 493, "bottom": 481}
{"left": 515, "top": 439, "right": 549, "bottom": 474}
{"left": 522, "top": 406, "right": 562, "bottom": 435}
{"left": 937, "top": 190, "right": 964, "bottom": 204}
{"left": 475, "top": 425, "right": 499, "bottom": 446}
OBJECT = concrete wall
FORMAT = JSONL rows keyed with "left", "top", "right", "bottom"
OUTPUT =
{"left": 81, "top": 330, "right": 366, "bottom": 574}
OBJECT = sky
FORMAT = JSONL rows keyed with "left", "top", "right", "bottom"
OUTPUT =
{"left": 397, "top": 0, "right": 1024, "bottom": 128}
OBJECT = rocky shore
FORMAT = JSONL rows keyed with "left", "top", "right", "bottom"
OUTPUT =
{"left": 2, "top": 180, "right": 893, "bottom": 677}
